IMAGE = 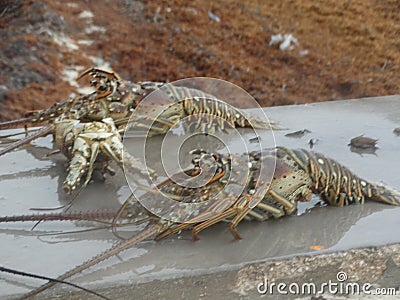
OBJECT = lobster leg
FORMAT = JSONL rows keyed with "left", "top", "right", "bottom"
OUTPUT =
{"left": 226, "top": 195, "right": 260, "bottom": 240}
{"left": 67, "top": 142, "right": 100, "bottom": 200}
{"left": 109, "top": 167, "right": 210, "bottom": 240}
{"left": 192, "top": 195, "right": 250, "bottom": 241}
{"left": 253, "top": 202, "right": 283, "bottom": 216}
{"left": 267, "top": 189, "right": 296, "bottom": 214}
{"left": 155, "top": 199, "right": 236, "bottom": 241}
{"left": 192, "top": 207, "right": 238, "bottom": 240}
{"left": 155, "top": 195, "right": 236, "bottom": 241}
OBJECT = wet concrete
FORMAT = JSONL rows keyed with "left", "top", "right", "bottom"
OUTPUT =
{"left": 0, "top": 95, "right": 399, "bottom": 299}
{"left": 36, "top": 244, "right": 400, "bottom": 300}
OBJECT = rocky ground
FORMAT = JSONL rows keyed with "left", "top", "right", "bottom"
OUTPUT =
{"left": 0, "top": 0, "right": 399, "bottom": 121}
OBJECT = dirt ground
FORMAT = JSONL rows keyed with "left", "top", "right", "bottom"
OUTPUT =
{"left": 0, "top": 0, "right": 399, "bottom": 121}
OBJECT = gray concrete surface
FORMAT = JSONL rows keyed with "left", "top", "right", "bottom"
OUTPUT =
{"left": 32, "top": 244, "right": 400, "bottom": 300}
{"left": 0, "top": 95, "right": 399, "bottom": 299}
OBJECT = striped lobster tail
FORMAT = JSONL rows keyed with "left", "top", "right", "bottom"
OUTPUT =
{"left": 164, "top": 84, "right": 271, "bottom": 129}
{"left": 134, "top": 82, "right": 278, "bottom": 131}
{"left": 160, "top": 84, "right": 218, "bottom": 102}
{"left": 278, "top": 147, "right": 400, "bottom": 207}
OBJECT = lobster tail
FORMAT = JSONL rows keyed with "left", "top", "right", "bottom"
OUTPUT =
{"left": 278, "top": 147, "right": 400, "bottom": 207}
{"left": 370, "top": 185, "right": 400, "bottom": 206}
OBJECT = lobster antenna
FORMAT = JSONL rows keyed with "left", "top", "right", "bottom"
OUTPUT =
{"left": 0, "top": 266, "right": 111, "bottom": 300}
{"left": 0, "top": 117, "right": 33, "bottom": 130}
{"left": 0, "top": 124, "right": 54, "bottom": 156}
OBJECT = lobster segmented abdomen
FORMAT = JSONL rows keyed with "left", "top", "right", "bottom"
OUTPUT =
{"left": 161, "top": 84, "right": 217, "bottom": 102}
{"left": 279, "top": 147, "right": 400, "bottom": 207}
{"left": 153, "top": 84, "right": 275, "bottom": 130}
{"left": 182, "top": 96, "right": 275, "bottom": 130}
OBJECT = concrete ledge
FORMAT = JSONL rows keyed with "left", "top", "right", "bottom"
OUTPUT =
{"left": 45, "top": 243, "right": 400, "bottom": 300}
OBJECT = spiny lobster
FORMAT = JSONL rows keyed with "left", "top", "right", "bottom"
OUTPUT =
{"left": 1, "top": 117, "right": 155, "bottom": 209}
{"left": 0, "top": 68, "right": 279, "bottom": 198}
{"left": 1, "top": 147, "right": 399, "bottom": 299}
{"left": 0, "top": 69, "right": 134, "bottom": 158}
{"left": 0, "top": 67, "right": 279, "bottom": 156}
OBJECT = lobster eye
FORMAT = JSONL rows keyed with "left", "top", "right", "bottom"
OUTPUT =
{"left": 98, "top": 85, "right": 107, "bottom": 91}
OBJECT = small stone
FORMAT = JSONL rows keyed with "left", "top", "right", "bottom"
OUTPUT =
{"left": 285, "top": 129, "right": 311, "bottom": 138}
{"left": 348, "top": 135, "right": 378, "bottom": 149}
{"left": 0, "top": 85, "right": 9, "bottom": 102}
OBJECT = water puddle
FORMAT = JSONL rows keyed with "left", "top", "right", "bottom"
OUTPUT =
{"left": 0, "top": 95, "right": 399, "bottom": 297}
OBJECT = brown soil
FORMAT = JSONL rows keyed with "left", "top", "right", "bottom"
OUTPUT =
{"left": 0, "top": 0, "right": 399, "bottom": 121}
